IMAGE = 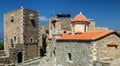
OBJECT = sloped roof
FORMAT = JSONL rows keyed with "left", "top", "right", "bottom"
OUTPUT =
{"left": 57, "top": 30, "right": 116, "bottom": 41}
{"left": 108, "top": 41, "right": 119, "bottom": 46}
{"left": 72, "top": 12, "right": 89, "bottom": 23}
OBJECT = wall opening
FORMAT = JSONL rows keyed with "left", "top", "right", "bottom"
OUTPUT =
{"left": 53, "top": 51, "right": 56, "bottom": 57}
{"left": 10, "top": 39, "right": 14, "bottom": 47}
{"left": 14, "top": 36, "right": 16, "bottom": 42}
{"left": 11, "top": 16, "right": 14, "bottom": 22}
{"left": 68, "top": 53, "right": 71, "bottom": 61}
{"left": 42, "top": 34, "right": 47, "bottom": 53}
{"left": 31, "top": 20, "right": 36, "bottom": 27}
{"left": 31, "top": 38, "right": 33, "bottom": 43}
{"left": 17, "top": 52, "right": 22, "bottom": 63}
{"left": 84, "top": 25, "right": 86, "bottom": 32}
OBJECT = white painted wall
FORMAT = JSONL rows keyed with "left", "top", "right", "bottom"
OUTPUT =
{"left": 74, "top": 24, "right": 85, "bottom": 33}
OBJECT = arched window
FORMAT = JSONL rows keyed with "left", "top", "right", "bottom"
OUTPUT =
{"left": 30, "top": 37, "right": 34, "bottom": 43}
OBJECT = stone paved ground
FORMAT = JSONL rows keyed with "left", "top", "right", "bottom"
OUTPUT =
{"left": 16, "top": 56, "right": 54, "bottom": 66}
{"left": 17, "top": 59, "right": 41, "bottom": 66}
{"left": 109, "top": 58, "right": 120, "bottom": 66}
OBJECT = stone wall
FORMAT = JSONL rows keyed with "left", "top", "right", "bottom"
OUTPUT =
{"left": 0, "top": 50, "right": 6, "bottom": 56}
{"left": 0, "top": 57, "right": 11, "bottom": 64}
{"left": 4, "top": 9, "right": 23, "bottom": 56}
{"left": 95, "top": 33, "right": 120, "bottom": 60}
{"left": 60, "top": 18, "right": 72, "bottom": 31}
{"left": 88, "top": 21, "right": 96, "bottom": 32}
{"left": 56, "top": 41, "right": 93, "bottom": 66}
{"left": 24, "top": 43, "right": 39, "bottom": 61}
{"left": 88, "top": 21, "right": 108, "bottom": 32}
{"left": 23, "top": 9, "right": 39, "bottom": 44}
{"left": 9, "top": 44, "right": 24, "bottom": 63}
{"left": 49, "top": 17, "right": 72, "bottom": 39}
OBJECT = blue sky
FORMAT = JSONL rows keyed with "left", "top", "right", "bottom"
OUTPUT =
{"left": 0, "top": 0, "right": 120, "bottom": 39}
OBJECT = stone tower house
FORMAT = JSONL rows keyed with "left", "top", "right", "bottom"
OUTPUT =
{"left": 49, "top": 14, "right": 72, "bottom": 38}
{"left": 4, "top": 7, "right": 39, "bottom": 63}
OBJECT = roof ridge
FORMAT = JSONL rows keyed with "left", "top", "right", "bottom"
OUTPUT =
{"left": 72, "top": 13, "right": 89, "bottom": 23}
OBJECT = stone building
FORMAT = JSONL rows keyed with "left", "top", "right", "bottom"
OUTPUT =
{"left": 49, "top": 13, "right": 108, "bottom": 39}
{"left": 0, "top": 7, "right": 119, "bottom": 66}
{"left": 54, "top": 13, "right": 120, "bottom": 66}
{"left": 56, "top": 30, "right": 120, "bottom": 66}
{"left": 0, "top": 7, "right": 39, "bottom": 65}
{"left": 47, "top": 13, "right": 120, "bottom": 66}
{"left": 49, "top": 14, "right": 72, "bottom": 38}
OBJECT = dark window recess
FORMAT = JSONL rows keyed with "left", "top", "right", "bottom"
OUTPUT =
{"left": 14, "top": 36, "right": 16, "bottom": 42}
{"left": 11, "top": 16, "right": 14, "bottom": 22}
{"left": 10, "top": 39, "right": 14, "bottom": 47}
{"left": 31, "top": 20, "right": 36, "bottom": 27}
{"left": 11, "top": 20, "right": 14, "bottom": 22}
{"left": 68, "top": 53, "right": 71, "bottom": 60}
{"left": 17, "top": 52, "right": 22, "bottom": 63}
{"left": 31, "top": 38, "right": 33, "bottom": 42}
{"left": 46, "top": 29, "right": 49, "bottom": 34}
{"left": 84, "top": 25, "right": 86, "bottom": 32}
{"left": 53, "top": 51, "right": 56, "bottom": 56}
{"left": 64, "top": 31, "right": 66, "bottom": 33}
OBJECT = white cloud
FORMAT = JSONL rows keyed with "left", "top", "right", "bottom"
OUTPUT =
{"left": 40, "top": 16, "right": 48, "bottom": 22}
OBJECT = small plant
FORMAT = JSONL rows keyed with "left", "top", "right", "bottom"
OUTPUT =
{"left": 39, "top": 46, "right": 45, "bottom": 56}
{"left": 0, "top": 41, "right": 4, "bottom": 50}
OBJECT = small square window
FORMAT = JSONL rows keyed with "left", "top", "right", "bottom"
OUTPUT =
{"left": 11, "top": 16, "right": 14, "bottom": 22}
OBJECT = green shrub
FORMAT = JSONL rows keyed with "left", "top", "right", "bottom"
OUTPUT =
{"left": 39, "top": 46, "right": 45, "bottom": 56}
{"left": 0, "top": 41, "right": 4, "bottom": 50}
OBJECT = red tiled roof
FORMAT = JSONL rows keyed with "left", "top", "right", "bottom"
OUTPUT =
{"left": 72, "top": 12, "right": 89, "bottom": 23}
{"left": 57, "top": 30, "right": 115, "bottom": 41}
{"left": 108, "top": 41, "right": 119, "bottom": 46}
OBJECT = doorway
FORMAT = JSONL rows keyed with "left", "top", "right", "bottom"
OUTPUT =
{"left": 17, "top": 52, "right": 22, "bottom": 63}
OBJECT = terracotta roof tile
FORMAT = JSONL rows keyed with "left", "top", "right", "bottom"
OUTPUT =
{"left": 108, "top": 41, "right": 119, "bottom": 46}
{"left": 57, "top": 30, "right": 115, "bottom": 41}
{"left": 72, "top": 13, "right": 89, "bottom": 23}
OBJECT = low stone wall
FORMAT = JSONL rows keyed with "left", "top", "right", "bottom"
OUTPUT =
{"left": 94, "top": 61, "right": 111, "bottom": 66}
{"left": 0, "top": 57, "right": 11, "bottom": 64}
{"left": 0, "top": 50, "right": 6, "bottom": 56}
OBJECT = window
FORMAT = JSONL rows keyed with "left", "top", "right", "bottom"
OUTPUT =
{"left": 53, "top": 51, "right": 56, "bottom": 56}
{"left": 30, "top": 14, "right": 34, "bottom": 19}
{"left": 31, "top": 38, "right": 33, "bottom": 43}
{"left": 84, "top": 25, "right": 87, "bottom": 32}
{"left": 68, "top": 53, "right": 71, "bottom": 61}
{"left": 30, "top": 37, "right": 34, "bottom": 43}
{"left": 11, "top": 16, "right": 14, "bottom": 22}
{"left": 10, "top": 39, "right": 14, "bottom": 47}
{"left": 31, "top": 19, "right": 36, "bottom": 27}
{"left": 14, "top": 36, "right": 16, "bottom": 42}
{"left": 64, "top": 31, "right": 66, "bottom": 33}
